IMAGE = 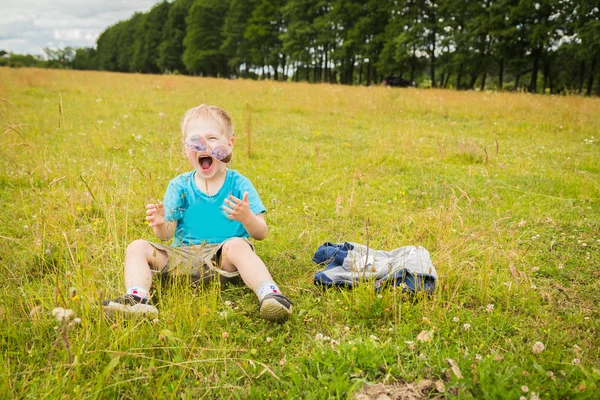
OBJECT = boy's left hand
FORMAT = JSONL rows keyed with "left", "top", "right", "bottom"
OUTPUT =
{"left": 223, "top": 192, "right": 253, "bottom": 223}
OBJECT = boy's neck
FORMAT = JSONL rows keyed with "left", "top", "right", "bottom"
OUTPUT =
{"left": 194, "top": 168, "right": 227, "bottom": 196}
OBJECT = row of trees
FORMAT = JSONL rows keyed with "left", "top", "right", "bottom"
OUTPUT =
{"left": 8, "top": 0, "right": 600, "bottom": 95}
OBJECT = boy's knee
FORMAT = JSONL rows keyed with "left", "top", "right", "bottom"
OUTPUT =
{"left": 222, "top": 237, "right": 250, "bottom": 253}
{"left": 126, "top": 239, "right": 151, "bottom": 256}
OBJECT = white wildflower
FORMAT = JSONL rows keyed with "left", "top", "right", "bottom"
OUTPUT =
{"left": 452, "top": 317, "right": 459, "bottom": 322}
{"left": 521, "top": 385, "right": 529, "bottom": 392}
{"left": 532, "top": 341, "right": 545, "bottom": 354}
{"left": 405, "top": 341, "right": 415, "bottom": 351}
{"left": 315, "top": 333, "right": 324, "bottom": 341}
{"left": 463, "top": 323, "right": 471, "bottom": 331}
{"left": 573, "top": 358, "right": 580, "bottom": 365}
{"left": 486, "top": 304, "right": 495, "bottom": 312}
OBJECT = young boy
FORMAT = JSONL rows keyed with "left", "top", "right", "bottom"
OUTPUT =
{"left": 102, "top": 104, "right": 293, "bottom": 321}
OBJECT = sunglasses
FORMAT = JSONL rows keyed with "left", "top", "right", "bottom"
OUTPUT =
{"left": 185, "top": 134, "right": 232, "bottom": 163}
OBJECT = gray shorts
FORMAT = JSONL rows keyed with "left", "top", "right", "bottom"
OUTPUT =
{"left": 146, "top": 238, "right": 252, "bottom": 285}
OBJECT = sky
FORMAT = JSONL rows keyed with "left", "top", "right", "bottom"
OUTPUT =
{"left": 0, "top": 0, "right": 158, "bottom": 56}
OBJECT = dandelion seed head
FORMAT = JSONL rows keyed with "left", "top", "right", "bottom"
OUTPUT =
{"left": 52, "top": 307, "right": 74, "bottom": 322}
{"left": 521, "top": 385, "right": 529, "bottom": 392}
{"left": 463, "top": 323, "right": 471, "bottom": 331}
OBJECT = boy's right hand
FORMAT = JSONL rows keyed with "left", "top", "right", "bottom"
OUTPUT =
{"left": 146, "top": 203, "right": 165, "bottom": 227}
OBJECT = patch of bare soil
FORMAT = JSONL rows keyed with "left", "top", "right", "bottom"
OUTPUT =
{"left": 354, "top": 379, "right": 445, "bottom": 400}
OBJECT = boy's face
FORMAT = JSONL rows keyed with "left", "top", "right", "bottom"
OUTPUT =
{"left": 184, "top": 117, "right": 233, "bottom": 179}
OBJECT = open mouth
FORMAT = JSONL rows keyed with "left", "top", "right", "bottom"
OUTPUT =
{"left": 198, "top": 155, "right": 213, "bottom": 171}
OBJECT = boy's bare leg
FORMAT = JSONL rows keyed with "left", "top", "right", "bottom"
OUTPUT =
{"left": 220, "top": 238, "right": 292, "bottom": 321}
{"left": 219, "top": 238, "right": 273, "bottom": 290}
{"left": 124, "top": 239, "right": 168, "bottom": 291}
{"left": 102, "top": 240, "right": 167, "bottom": 316}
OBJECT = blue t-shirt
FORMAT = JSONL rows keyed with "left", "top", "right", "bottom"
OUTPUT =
{"left": 163, "top": 169, "right": 266, "bottom": 246}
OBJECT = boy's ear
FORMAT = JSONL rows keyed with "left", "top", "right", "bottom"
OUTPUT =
{"left": 228, "top": 136, "right": 235, "bottom": 147}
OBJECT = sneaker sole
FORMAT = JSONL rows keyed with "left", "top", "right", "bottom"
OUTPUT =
{"left": 259, "top": 298, "right": 292, "bottom": 321}
{"left": 102, "top": 301, "right": 158, "bottom": 318}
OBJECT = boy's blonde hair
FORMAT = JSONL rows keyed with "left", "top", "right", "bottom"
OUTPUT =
{"left": 181, "top": 104, "right": 234, "bottom": 139}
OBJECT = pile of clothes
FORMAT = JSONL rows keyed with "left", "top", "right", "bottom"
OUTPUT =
{"left": 312, "top": 242, "right": 438, "bottom": 294}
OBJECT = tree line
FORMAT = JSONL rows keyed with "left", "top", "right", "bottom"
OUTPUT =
{"left": 3, "top": 0, "right": 600, "bottom": 95}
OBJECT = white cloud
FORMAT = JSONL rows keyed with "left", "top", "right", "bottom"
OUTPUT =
{"left": 0, "top": 0, "right": 158, "bottom": 55}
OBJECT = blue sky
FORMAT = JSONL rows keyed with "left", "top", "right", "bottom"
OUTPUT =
{"left": 0, "top": 0, "right": 158, "bottom": 55}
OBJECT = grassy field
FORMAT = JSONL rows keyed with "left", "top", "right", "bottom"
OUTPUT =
{"left": 0, "top": 67, "right": 599, "bottom": 399}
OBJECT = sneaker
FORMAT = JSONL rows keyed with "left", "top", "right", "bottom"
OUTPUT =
{"left": 101, "top": 294, "right": 158, "bottom": 317}
{"left": 259, "top": 293, "right": 293, "bottom": 321}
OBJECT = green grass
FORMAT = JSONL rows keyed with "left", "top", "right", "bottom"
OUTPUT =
{"left": 1, "top": 68, "right": 599, "bottom": 399}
